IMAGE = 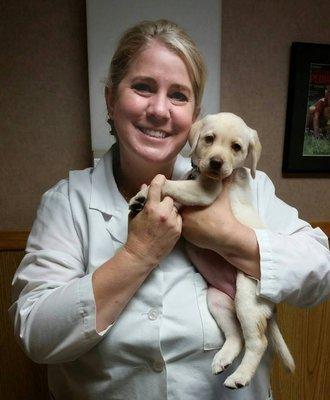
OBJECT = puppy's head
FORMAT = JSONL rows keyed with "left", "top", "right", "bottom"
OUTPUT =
{"left": 188, "top": 113, "right": 261, "bottom": 180}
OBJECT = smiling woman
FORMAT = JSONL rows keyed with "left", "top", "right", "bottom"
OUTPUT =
{"left": 9, "top": 19, "right": 330, "bottom": 400}
{"left": 106, "top": 41, "right": 197, "bottom": 200}
{"left": 103, "top": 19, "right": 206, "bottom": 202}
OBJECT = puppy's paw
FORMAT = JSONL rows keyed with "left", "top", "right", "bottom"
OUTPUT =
{"left": 211, "top": 338, "right": 242, "bottom": 375}
{"left": 128, "top": 188, "right": 148, "bottom": 216}
{"left": 224, "top": 372, "right": 251, "bottom": 389}
{"left": 211, "top": 354, "right": 230, "bottom": 375}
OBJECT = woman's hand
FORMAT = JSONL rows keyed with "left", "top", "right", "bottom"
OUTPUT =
{"left": 181, "top": 178, "right": 261, "bottom": 278}
{"left": 125, "top": 174, "right": 182, "bottom": 269}
{"left": 181, "top": 178, "right": 239, "bottom": 251}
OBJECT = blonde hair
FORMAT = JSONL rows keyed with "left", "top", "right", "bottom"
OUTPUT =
{"left": 106, "top": 19, "right": 206, "bottom": 112}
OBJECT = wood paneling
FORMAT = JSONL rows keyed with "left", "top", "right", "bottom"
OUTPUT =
{"left": 0, "top": 251, "right": 48, "bottom": 399}
{"left": 271, "top": 302, "right": 329, "bottom": 399}
{"left": 311, "top": 222, "right": 330, "bottom": 239}
{"left": 0, "top": 231, "right": 29, "bottom": 251}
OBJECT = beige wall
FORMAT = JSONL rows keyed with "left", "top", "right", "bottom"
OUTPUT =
{"left": 221, "top": 0, "right": 330, "bottom": 221}
{"left": 0, "top": 1, "right": 92, "bottom": 230}
{"left": 1, "top": 1, "right": 329, "bottom": 231}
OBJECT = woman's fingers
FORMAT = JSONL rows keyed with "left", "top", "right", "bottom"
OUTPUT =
{"left": 172, "top": 205, "right": 182, "bottom": 227}
{"left": 127, "top": 186, "right": 182, "bottom": 267}
{"left": 147, "top": 174, "right": 166, "bottom": 204}
{"left": 161, "top": 195, "right": 174, "bottom": 209}
{"left": 138, "top": 176, "right": 179, "bottom": 228}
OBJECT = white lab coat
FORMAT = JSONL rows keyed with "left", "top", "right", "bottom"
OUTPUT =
{"left": 10, "top": 148, "right": 330, "bottom": 400}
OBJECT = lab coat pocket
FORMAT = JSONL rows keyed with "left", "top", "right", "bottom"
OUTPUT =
{"left": 193, "top": 272, "right": 223, "bottom": 350}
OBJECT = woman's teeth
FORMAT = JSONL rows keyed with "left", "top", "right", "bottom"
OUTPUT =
{"left": 140, "top": 128, "right": 167, "bottom": 139}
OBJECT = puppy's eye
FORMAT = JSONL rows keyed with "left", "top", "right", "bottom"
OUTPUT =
{"left": 204, "top": 135, "right": 214, "bottom": 144}
{"left": 232, "top": 143, "right": 242, "bottom": 152}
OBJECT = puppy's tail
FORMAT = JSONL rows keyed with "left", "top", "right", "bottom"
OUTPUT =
{"left": 269, "top": 317, "right": 295, "bottom": 373}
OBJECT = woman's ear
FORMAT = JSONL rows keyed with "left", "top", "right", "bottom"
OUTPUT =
{"left": 192, "top": 106, "right": 201, "bottom": 123}
{"left": 188, "top": 118, "right": 203, "bottom": 155}
{"left": 248, "top": 128, "right": 262, "bottom": 179}
{"left": 105, "top": 86, "right": 115, "bottom": 117}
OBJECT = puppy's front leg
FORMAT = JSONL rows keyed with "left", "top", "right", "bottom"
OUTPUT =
{"left": 129, "top": 177, "right": 222, "bottom": 215}
{"left": 162, "top": 178, "right": 222, "bottom": 206}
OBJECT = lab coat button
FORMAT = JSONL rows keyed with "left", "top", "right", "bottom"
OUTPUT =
{"left": 148, "top": 309, "right": 159, "bottom": 320}
{"left": 152, "top": 360, "right": 164, "bottom": 372}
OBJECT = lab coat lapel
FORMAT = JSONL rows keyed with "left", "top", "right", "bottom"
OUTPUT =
{"left": 89, "top": 148, "right": 128, "bottom": 244}
{"left": 89, "top": 148, "right": 191, "bottom": 245}
{"left": 106, "top": 212, "right": 128, "bottom": 245}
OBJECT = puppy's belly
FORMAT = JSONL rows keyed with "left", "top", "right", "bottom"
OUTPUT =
{"left": 185, "top": 242, "right": 236, "bottom": 299}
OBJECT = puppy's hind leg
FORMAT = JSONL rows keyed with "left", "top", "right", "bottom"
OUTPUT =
{"left": 207, "top": 287, "right": 243, "bottom": 375}
{"left": 224, "top": 273, "right": 272, "bottom": 389}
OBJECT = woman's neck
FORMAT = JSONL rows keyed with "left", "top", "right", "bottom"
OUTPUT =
{"left": 113, "top": 145, "right": 176, "bottom": 201}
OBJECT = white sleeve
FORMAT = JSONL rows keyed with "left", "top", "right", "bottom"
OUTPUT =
{"left": 9, "top": 181, "right": 111, "bottom": 364}
{"left": 253, "top": 171, "right": 330, "bottom": 307}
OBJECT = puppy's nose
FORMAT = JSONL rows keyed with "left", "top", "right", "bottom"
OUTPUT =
{"left": 209, "top": 158, "right": 223, "bottom": 171}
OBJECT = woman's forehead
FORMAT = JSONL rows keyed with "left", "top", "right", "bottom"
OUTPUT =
{"left": 124, "top": 41, "right": 193, "bottom": 88}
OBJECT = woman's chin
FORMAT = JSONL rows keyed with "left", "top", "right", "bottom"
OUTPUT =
{"left": 135, "top": 146, "right": 176, "bottom": 164}
{"left": 132, "top": 137, "right": 186, "bottom": 164}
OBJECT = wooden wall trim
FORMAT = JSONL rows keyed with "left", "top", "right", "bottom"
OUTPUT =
{"left": 311, "top": 222, "right": 330, "bottom": 238}
{"left": 0, "top": 223, "right": 329, "bottom": 251}
{"left": 0, "top": 231, "right": 30, "bottom": 251}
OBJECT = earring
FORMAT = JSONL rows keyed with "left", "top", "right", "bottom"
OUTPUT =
{"left": 107, "top": 117, "right": 112, "bottom": 135}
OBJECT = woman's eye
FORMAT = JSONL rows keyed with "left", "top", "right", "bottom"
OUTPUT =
{"left": 232, "top": 143, "right": 242, "bottom": 152}
{"left": 132, "top": 83, "right": 151, "bottom": 93}
{"left": 204, "top": 135, "right": 214, "bottom": 144}
{"left": 171, "top": 92, "right": 188, "bottom": 102}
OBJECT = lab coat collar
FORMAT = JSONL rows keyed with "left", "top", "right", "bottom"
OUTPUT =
{"left": 89, "top": 146, "right": 190, "bottom": 244}
{"left": 90, "top": 148, "right": 125, "bottom": 217}
{"left": 90, "top": 148, "right": 128, "bottom": 244}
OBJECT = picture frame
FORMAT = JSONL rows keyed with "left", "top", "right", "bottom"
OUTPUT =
{"left": 282, "top": 42, "right": 330, "bottom": 176}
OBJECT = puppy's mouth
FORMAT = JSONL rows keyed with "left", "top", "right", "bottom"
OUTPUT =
{"left": 199, "top": 164, "right": 232, "bottom": 181}
{"left": 137, "top": 126, "right": 169, "bottom": 139}
{"left": 203, "top": 170, "right": 222, "bottom": 180}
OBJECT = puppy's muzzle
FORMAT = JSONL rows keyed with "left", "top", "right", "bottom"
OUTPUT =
{"left": 209, "top": 157, "right": 223, "bottom": 172}
{"left": 201, "top": 157, "right": 224, "bottom": 180}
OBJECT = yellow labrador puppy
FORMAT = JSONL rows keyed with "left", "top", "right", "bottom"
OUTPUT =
{"left": 129, "top": 112, "right": 295, "bottom": 389}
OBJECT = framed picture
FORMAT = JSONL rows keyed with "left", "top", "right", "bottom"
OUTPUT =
{"left": 282, "top": 42, "right": 330, "bottom": 175}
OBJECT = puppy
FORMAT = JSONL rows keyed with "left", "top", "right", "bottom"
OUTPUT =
{"left": 129, "top": 112, "right": 295, "bottom": 389}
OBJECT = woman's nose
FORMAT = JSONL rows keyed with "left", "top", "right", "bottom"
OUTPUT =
{"left": 146, "top": 93, "right": 170, "bottom": 122}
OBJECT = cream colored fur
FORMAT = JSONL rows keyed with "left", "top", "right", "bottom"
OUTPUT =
{"left": 130, "top": 112, "right": 295, "bottom": 389}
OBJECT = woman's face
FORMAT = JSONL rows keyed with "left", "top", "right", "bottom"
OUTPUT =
{"left": 106, "top": 41, "right": 197, "bottom": 166}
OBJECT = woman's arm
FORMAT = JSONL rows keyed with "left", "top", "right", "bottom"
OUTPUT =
{"left": 181, "top": 171, "right": 330, "bottom": 307}
{"left": 93, "top": 175, "right": 182, "bottom": 331}
{"left": 10, "top": 176, "right": 180, "bottom": 363}
{"left": 181, "top": 179, "right": 261, "bottom": 278}
{"left": 10, "top": 182, "right": 99, "bottom": 364}
{"left": 252, "top": 171, "right": 329, "bottom": 307}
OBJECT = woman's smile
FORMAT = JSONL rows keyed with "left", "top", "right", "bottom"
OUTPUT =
{"left": 137, "top": 126, "right": 169, "bottom": 139}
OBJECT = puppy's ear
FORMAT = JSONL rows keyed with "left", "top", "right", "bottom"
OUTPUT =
{"left": 188, "top": 119, "right": 203, "bottom": 155}
{"left": 248, "top": 129, "right": 261, "bottom": 179}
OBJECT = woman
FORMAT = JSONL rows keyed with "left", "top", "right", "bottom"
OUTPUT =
{"left": 10, "top": 20, "right": 329, "bottom": 400}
